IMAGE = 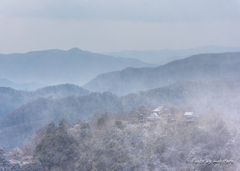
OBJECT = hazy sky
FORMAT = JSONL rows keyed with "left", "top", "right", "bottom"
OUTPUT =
{"left": 1, "top": 0, "right": 240, "bottom": 54}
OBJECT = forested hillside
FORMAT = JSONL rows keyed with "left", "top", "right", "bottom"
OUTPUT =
{"left": 0, "top": 84, "right": 90, "bottom": 118}
{"left": 3, "top": 108, "right": 240, "bottom": 171}
{"left": 1, "top": 79, "right": 240, "bottom": 150}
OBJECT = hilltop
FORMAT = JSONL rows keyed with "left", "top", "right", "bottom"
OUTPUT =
{"left": 84, "top": 52, "right": 240, "bottom": 94}
{"left": 0, "top": 48, "right": 153, "bottom": 87}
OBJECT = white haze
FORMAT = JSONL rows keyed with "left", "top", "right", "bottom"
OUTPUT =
{"left": 0, "top": 0, "right": 240, "bottom": 53}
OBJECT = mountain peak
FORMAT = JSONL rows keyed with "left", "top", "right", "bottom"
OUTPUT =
{"left": 68, "top": 47, "right": 82, "bottom": 52}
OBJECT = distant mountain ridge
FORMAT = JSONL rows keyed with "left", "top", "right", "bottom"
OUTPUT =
{"left": 0, "top": 78, "right": 45, "bottom": 90}
{"left": 84, "top": 52, "right": 240, "bottom": 94}
{"left": 104, "top": 46, "right": 240, "bottom": 65}
{"left": 0, "top": 48, "right": 153, "bottom": 86}
{"left": 0, "top": 84, "right": 90, "bottom": 118}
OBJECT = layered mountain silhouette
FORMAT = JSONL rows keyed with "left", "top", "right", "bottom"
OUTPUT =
{"left": 0, "top": 84, "right": 90, "bottom": 118}
{"left": 1, "top": 79, "right": 240, "bottom": 150}
{"left": 1, "top": 50, "right": 240, "bottom": 150}
{"left": 0, "top": 78, "right": 45, "bottom": 90}
{"left": 0, "top": 48, "right": 153, "bottom": 87}
{"left": 84, "top": 52, "right": 240, "bottom": 94}
{"left": 105, "top": 46, "right": 240, "bottom": 64}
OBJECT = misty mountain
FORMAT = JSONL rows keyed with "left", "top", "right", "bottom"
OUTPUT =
{"left": 0, "top": 48, "right": 153, "bottom": 86}
{"left": 84, "top": 52, "right": 240, "bottom": 94}
{"left": 0, "top": 84, "right": 90, "bottom": 118}
{"left": 120, "top": 80, "right": 240, "bottom": 115}
{"left": 0, "top": 87, "right": 29, "bottom": 119}
{"left": 0, "top": 92, "right": 120, "bottom": 149}
{"left": 104, "top": 46, "right": 240, "bottom": 65}
{"left": 0, "top": 78, "right": 45, "bottom": 91}
{"left": 33, "top": 84, "right": 90, "bottom": 98}
{"left": 1, "top": 79, "right": 240, "bottom": 150}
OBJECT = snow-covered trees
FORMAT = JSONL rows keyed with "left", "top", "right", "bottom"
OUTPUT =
{"left": 17, "top": 108, "right": 240, "bottom": 171}
{"left": 32, "top": 121, "right": 77, "bottom": 171}
{"left": 0, "top": 147, "right": 21, "bottom": 171}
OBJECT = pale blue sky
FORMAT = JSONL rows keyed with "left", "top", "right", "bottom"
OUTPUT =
{"left": 1, "top": 0, "right": 240, "bottom": 53}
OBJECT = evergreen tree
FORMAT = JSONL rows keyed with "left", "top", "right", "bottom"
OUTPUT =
{"left": 135, "top": 105, "right": 148, "bottom": 124}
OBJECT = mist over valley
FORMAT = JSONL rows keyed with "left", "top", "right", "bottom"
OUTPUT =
{"left": 0, "top": 46, "right": 240, "bottom": 170}
{"left": 1, "top": 0, "right": 240, "bottom": 169}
